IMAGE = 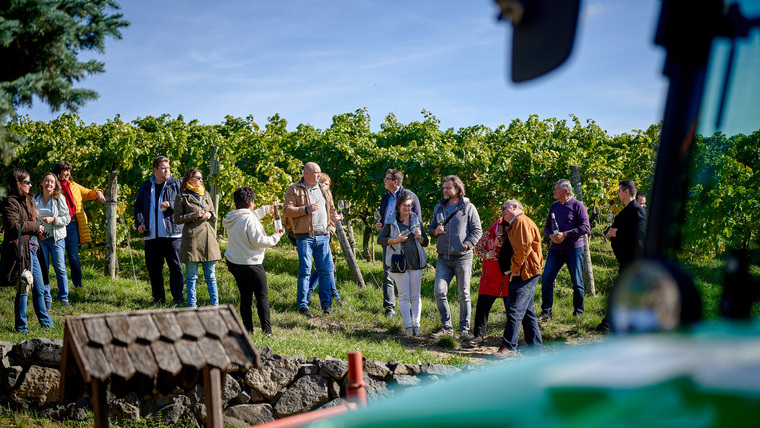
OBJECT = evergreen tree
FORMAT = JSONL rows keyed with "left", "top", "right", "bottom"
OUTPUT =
{"left": 0, "top": 0, "right": 129, "bottom": 162}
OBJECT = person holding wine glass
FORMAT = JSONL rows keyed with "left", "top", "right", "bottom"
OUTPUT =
{"left": 378, "top": 194, "right": 429, "bottom": 336}
{"left": 375, "top": 169, "right": 421, "bottom": 318}
{"left": 174, "top": 169, "right": 222, "bottom": 307}
{"left": 33, "top": 172, "right": 71, "bottom": 307}
{"left": 306, "top": 173, "right": 343, "bottom": 305}
{"left": 467, "top": 201, "right": 513, "bottom": 348}
{"left": 429, "top": 175, "right": 482, "bottom": 340}
{"left": 223, "top": 187, "right": 284, "bottom": 335}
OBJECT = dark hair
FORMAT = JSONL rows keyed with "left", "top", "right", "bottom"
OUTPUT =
{"left": 386, "top": 169, "right": 404, "bottom": 186}
{"left": 636, "top": 191, "right": 646, "bottom": 201}
{"left": 52, "top": 161, "right": 72, "bottom": 180}
{"left": 180, "top": 168, "right": 202, "bottom": 191}
{"left": 152, "top": 156, "right": 170, "bottom": 170}
{"left": 619, "top": 180, "right": 637, "bottom": 198}
{"left": 234, "top": 187, "right": 256, "bottom": 209}
{"left": 442, "top": 175, "right": 465, "bottom": 198}
{"left": 6, "top": 169, "right": 37, "bottom": 220}
{"left": 394, "top": 194, "right": 414, "bottom": 222}
{"left": 39, "top": 172, "right": 62, "bottom": 199}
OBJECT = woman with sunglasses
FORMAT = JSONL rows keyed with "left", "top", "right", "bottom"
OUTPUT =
{"left": 174, "top": 169, "right": 221, "bottom": 307}
{"left": 1, "top": 169, "right": 54, "bottom": 332}
{"left": 33, "top": 172, "right": 71, "bottom": 308}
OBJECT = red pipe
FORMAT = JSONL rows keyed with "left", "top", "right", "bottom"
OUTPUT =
{"left": 346, "top": 351, "right": 366, "bottom": 407}
{"left": 250, "top": 403, "right": 357, "bottom": 428}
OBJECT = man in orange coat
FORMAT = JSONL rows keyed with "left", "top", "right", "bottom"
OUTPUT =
{"left": 496, "top": 199, "right": 544, "bottom": 357}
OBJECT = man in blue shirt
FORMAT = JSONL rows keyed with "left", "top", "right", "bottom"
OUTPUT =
{"left": 538, "top": 179, "right": 590, "bottom": 321}
{"left": 375, "top": 169, "right": 421, "bottom": 317}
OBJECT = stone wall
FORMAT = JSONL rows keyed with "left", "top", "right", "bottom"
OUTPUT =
{"left": 0, "top": 338, "right": 465, "bottom": 426}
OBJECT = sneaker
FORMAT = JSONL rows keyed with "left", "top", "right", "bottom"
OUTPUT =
{"left": 323, "top": 306, "right": 333, "bottom": 315}
{"left": 405, "top": 327, "right": 414, "bottom": 336}
{"left": 494, "top": 345, "right": 517, "bottom": 358}
{"left": 573, "top": 311, "right": 584, "bottom": 317}
{"left": 299, "top": 307, "right": 314, "bottom": 318}
{"left": 537, "top": 313, "right": 552, "bottom": 323}
{"left": 412, "top": 327, "right": 421, "bottom": 336}
{"left": 460, "top": 331, "right": 470, "bottom": 340}
{"left": 432, "top": 328, "right": 454, "bottom": 338}
{"left": 465, "top": 336, "right": 484, "bottom": 348}
{"left": 384, "top": 309, "right": 395, "bottom": 318}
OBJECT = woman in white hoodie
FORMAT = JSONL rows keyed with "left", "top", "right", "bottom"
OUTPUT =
{"left": 223, "top": 187, "right": 283, "bottom": 335}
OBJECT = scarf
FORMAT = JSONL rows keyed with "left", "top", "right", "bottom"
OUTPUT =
{"left": 60, "top": 180, "right": 77, "bottom": 218}
{"left": 185, "top": 182, "right": 205, "bottom": 197}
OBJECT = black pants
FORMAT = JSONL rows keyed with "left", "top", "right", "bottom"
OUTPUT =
{"left": 144, "top": 237, "right": 184, "bottom": 304}
{"left": 227, "top": 261, "right": 271, "bottom": 334}
{"left": 473, "top": 294, "right": 508, "bottom": 338}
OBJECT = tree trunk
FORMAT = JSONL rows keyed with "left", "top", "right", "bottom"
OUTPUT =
{"left": 361, "top": 216, "right": 374, "bottom": 262}
{"left": 209, "top": 146, "right": 220, "bottom": 236}
{"left": 570, "top": 165, "right": 596, "bottom": 296}
{"left": 104, "top": 171, "right": 118, "bottom": 279}
{"left": 335, "top": 221, "right": 365, "bottom": 288}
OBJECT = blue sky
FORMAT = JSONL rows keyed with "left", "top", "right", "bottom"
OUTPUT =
{"left": 22, "top": 0, "right": 668, "bottom": 136}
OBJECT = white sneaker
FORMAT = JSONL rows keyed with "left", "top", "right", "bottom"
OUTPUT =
{"left": 432, "top": 328, "right": 454, "bottom": 338}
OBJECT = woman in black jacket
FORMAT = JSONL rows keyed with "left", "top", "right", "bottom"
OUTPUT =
{"left": 0, "top": 169, "right": 54, "bottom": 332}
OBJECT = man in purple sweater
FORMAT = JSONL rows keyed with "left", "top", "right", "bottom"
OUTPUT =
{"left": 538, "top": 179, "right": 590, "bottom": 321}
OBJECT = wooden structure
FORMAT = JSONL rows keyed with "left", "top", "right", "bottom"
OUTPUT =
{"left": 59, "top": 305, "right": 261, "bottom": 428}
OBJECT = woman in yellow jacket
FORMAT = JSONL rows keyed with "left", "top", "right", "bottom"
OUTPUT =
{"left": 53, "top": 161, "right": 106, "bottom": 288}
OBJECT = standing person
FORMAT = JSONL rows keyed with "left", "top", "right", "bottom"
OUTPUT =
{"left": 1, "top": 169, "right": 54, "bottom": 332}
{"left": 52, "top": 161, "right": 106, "bottom": 289}
{"left": 378, "top": 194, "right": 429, "bottom": 336}
{"left": 496, "top": 199, "right": 543, "bottom": 357}
{"left": 33, "top": 173, "right": 71, "bottom": 307}
{"left": 375, "top": 169, "right": 421, "bottom": 318}
{"left": 283, "top": 162, "right": 338, "bottom": 317}
{"left": 429, "top": 175, "right": 482, "bottom": 339}
{"left": 467, "top": 202, "right": 512, "bottom": 348}
{"left": 134, "top": 156, "right": 184, "bottom": 306}
{"left": 306, "top": 172, "right": 342, "bottom": 305}
{"left": 538, "top": 179, "right": 590, "bottom": 321}
{"left": 609, "top": 180, "right": 647, "bottom": 273}
{"left": 223, "top": 187, "right": 283, "bottom": 335}
{"left": 174, "top": 169, "right": 221, "bottom": 307}
{"left": 635, "top": 191, "right": 647, "bottom": 211}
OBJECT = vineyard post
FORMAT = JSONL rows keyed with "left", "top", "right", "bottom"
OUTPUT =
{"left": 104, "top": 170, "right": 119, "bottom": 278}
{"left": 209, "top": 146, "right": 220, "bottom": 236}
{"left": 570, "top": 165, "right": 596, "bottom": 296}
{"left": 335, "top": 221, "right": 366, "bottom": 288}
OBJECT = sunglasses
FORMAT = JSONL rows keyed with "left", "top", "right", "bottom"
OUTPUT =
{"left": 194, "top": 176, "right": 203, "bottom": 181}
{"left": 20, "top": 180, "right": 31, "bottom": 185}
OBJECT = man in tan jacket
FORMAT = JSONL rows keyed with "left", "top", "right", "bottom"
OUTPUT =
{"left": 283, "top": 162, "right": 337, "bottom": 318}
{"left": 496, "top": 199, "right": 543, "bottom": 357}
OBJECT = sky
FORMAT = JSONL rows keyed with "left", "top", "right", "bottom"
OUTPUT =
{"left": 22, "top": 0, "right": 670, "bottom": 136}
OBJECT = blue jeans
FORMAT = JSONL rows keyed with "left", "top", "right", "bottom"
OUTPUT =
{"left": 540, "top": 247, "right": 585, "bottom": 315}
{"left": 185, "top": 261, "right": 218, "bottom": 307}
{"left": 15, "top": 246, "right": 55, "bottom": 332}
{"left": 307, "top": 258, "right": 339, "bottom": 301}
{"left": 40, "top": 237, "right": 69, "bottom": 302}
{"left": 64, "top": 221, "right": 82, "bottom": 287}
{"left": 296, "top": 235, "right": 333, "bottom": 309}
{"left": 501, "top": 275, "right": 542, "bottom": 351}
{"left": 433, "top": 254, "right": 473, "bottom": 333}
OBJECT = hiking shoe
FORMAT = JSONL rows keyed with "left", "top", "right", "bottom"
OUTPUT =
{"left": 299, "top": 307, "right": 314, "bottom": 318}
{"left": 432, "top": 328, "right": 454, "bottom": 338}
{"left": 465, "top": 336, "right": 484, "bottom": 348}
{"left": 494, "top": 345, "right": 516, "bottom": 358}
{"left": 537, "top": 313, "right": 552, "bottom": 323}
{"left": 405, "top": 327, "right": 414, "bottom": 336}
{"left": 460, "top": 331, "right": 470, "bottom": 340}
{"left": 413, "top": 327, "right": 421, "bottom": 336}
{"left": 323, "top": 306, "right": 333, "bottom": 315}
{"left": 385, "top": 309, "right": 395, "bottom": 318}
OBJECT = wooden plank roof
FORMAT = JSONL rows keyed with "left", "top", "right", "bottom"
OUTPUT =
{"left": 60, "top": 305, "right": 260, "bottom": 399}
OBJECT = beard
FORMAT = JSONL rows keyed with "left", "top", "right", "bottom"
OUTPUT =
{"left": 444, "top": 194, "right": 451, "bottom": 201}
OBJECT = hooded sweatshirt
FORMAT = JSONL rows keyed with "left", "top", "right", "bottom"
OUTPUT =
{"left": 222, "top": 206, "right": 281, "bottom": 265}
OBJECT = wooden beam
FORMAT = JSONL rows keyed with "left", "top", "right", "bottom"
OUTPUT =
{"left": 203, "top": 366, "right": 223, "bottom": 428}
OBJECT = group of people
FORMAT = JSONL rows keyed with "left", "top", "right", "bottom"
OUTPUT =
{"left": 1, "top": 163, "right": 104, "bottom": 332}
{"left": 372, "top": 169, "right": 646, "bottom": 357}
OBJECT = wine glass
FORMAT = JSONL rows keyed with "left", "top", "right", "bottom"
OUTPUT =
{"left": 338, "top": 199, "right": 345, "bottom": 213}
{"left": 374, "top": 210, "right": 381, "bottom": 222}
{"left": 436, "top": 212, "right": 445, "bottom": 226}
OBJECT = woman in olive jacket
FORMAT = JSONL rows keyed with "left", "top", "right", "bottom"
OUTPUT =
{"left": 0, "top": 169, "right": 54, "bottom": 332}
{"left": 173, "top": 169, "right": 222, "bottom": 307}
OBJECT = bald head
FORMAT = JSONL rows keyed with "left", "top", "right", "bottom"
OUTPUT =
{"left": 303, "top": 162, "right": 322, "bottom": 187}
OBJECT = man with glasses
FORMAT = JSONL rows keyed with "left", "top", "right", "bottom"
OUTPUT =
{"left": 134, "top": 156, "right": 184, "bottom": 306}
{"left": 375, "top": 169, "right": 421, "bottom": 318}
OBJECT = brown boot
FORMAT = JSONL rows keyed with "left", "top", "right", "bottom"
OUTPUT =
{"left": 494, "top": 345, "right": 516, "bottom": 358}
